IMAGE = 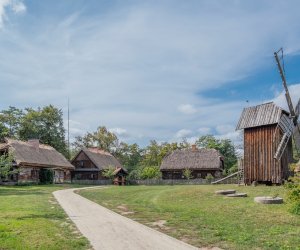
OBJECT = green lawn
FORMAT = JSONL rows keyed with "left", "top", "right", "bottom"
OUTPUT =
{"left": 79, "top": 185, "right": 300, "bottom": 250}
{"left": 0, "top": 185, "right": 90, "bottom": 250}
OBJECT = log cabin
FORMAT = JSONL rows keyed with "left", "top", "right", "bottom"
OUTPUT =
{"left": 160, "top": 145, "right": 224, "bottom": 179}
{"left": 236, "top": 102, "right": 293, "bottom": 185}
{"left": 71, "top": 147, "right": 127, "bottom": 184}
{"left": 0, "top": 138, "right": 74, "bottom": 184}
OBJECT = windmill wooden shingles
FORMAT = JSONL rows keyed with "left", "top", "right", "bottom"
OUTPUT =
{"left": 236, "top": 102, "right": 293, "bottom": 184}
{"left": 236, "top": 102, "right": 284, "bottom": 130}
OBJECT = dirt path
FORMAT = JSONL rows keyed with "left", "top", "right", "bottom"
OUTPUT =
{"left": 53, "top": 187, "right": 198, "bottom": 250}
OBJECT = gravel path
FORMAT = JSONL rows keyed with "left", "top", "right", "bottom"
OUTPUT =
{"left": 53, "top": 187, "right": 198, "bottom": 250}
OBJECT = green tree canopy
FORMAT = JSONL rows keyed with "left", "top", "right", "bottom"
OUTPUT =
{"left": 114, "top": 142, "right": 142, "bottom": 171}
{"left": 0, "top": 106, "right": 23, "bottom": 139}
{"left": 72, "top": 126, "right": 118, "bottom": 153}
{"left": 18, "top": 105, "right": 67, "bottom": 157}
{"left": 0, "top": 152, "right": 17, "bottom": 181}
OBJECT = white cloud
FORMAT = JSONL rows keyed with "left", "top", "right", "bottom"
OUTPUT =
{"left": 178, "top": 104, "right": 197, "bottom": 114}
{"left": 0, "top": 0, "right": 26, "bottom": 27}
{"left": 11, "top": 0, "right": 26, "bottom": 14}
{"left": 215, "top": 131, "right": 243, "bottom": 150}
{"left": 216, "top": 124, "right": 235, "bottom": 135}
{"left": 272, "top": 83, "right": 300, "bottom": 113}
{"left": 109, "top": 127, "right": 129, "bottom": 137}
{"left": 65, "top": 119, "right": 88, "bottom": 140}
{"left": 175, "top": 129, "right": 193, "bottom": 139}
{"left": 197, "top": 127, "right": 212, "bottom": 135}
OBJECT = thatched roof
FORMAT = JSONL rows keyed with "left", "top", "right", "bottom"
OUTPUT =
{"left": 236, "top": 102, "right": 288, "bottom": 130}
{"left": 160, "top": 148, "right": 224, "bottom": 170}
{"left": 0, "top": 138, "right": 74, "bottom": 170}
{"left": 72, "top": 148, "right": 122, "bottom": 170}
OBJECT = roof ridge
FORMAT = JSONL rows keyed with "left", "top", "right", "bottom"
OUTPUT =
{"left": 5, "top": 138, "right": 55, "bottom": 150}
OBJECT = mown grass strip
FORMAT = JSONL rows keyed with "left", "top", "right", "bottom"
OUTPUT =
{"left": 79, "top": 184, "right": 300, "bottom": 250}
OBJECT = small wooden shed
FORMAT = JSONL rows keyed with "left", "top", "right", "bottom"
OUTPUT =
{"left": 236, "top": 102, "right": 293, "bottom": 184}
{"left": 160, "top": 146, "right": 224, "bottom": 179}
{"left": 113, "top": 167, "right": 128, "bottom": 185}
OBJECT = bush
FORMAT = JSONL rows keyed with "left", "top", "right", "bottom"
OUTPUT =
{"left": 140, "top": 166, "right": 161, "bottom": 180}
{"left": 128, "top": 169, "right": 141, "bottom": 180}
{"left": 205, "top": 173, "right": 214, "bottom": 183}
{"left": 285, "top": 175, "right": 300, "bottom": 215}
{"left": 39, "top": 169, "right": 54, "bottom": 184}
{"left": 183, "top": 168, "right": 192, "bottom": 179}
{"left": 102, "top": 166, "right": 115, "bottom": 180}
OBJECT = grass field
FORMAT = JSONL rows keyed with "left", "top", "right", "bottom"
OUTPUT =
{"left": 79, "top": 184, "right": 300, "bottom": 250}
{"left": 0, "top": 185, "right": 90, "bottom": 250}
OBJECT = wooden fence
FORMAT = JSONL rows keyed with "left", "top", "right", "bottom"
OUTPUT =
{"left": 71, "top": 177, "right": 238, "bottom": 186}
{"left": 71, "top": 179, "right": 112, "bottom": 185}
{"left": 132, "top": 179, "right": 212, "bottom": 185}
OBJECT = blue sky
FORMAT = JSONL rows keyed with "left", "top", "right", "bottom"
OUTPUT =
{"left": 0, "top": 0, "right": 300, "bottom": 146}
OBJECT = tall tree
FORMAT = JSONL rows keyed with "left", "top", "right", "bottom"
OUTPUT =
{"left": 72, "top": 126, "right": 118, "bottom": 153}
{"left": 0, "top": 106, "right": 23, "bottom": 139}
{"left": 18, "top": 105, "right": 67, "bottom": 156}
{"left": 92, "top": 126, "right": 118, "bottom": 152}
{"left": 0, "top": 152, "right": 17, "bottom": 181}
{"left": 72, "top": 134, "right": 95, "bottom": 150}
{"left": 0, "top": 123, "right": 9, "bottom": 142}
{"left": 114, "top": 142, "right": 142, "bottom": 171}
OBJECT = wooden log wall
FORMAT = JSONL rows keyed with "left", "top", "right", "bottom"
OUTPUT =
{"left": 244, "top": 124, "right": 291, "bottom": 184}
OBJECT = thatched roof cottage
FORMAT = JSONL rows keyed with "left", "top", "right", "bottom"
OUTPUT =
{"left": 0, "top": 138, "right": 74, "bottom": 184}
{"left": 71, "top": 148, "right": 127, "bottom": 185}
{"left": 160, "top": 145, "right": 224, "bottom": 179}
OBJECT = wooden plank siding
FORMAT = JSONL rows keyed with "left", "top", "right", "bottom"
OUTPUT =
{"left": 244, "top": 124, "right": 292, "bottom": 184}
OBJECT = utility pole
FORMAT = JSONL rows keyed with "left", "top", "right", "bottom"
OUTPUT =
{"left": 68, "top": 98, "right": 70, "bottom": 160}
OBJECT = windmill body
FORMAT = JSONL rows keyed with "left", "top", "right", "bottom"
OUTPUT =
{"left": 236, "top": 102, "right": 293, "bottom": 184}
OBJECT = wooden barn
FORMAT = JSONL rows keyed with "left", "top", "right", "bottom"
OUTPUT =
{"left": 0, "top": 138, "right": 74, "bottom": 184}
{"left": 71, "top": 147, "right": 127, "bottom": 185}
{"left": 236, "top": 102, "right": 294, "bottom": 185}
{"left": 160, "top": 145, "right": 224, "bottom": 179}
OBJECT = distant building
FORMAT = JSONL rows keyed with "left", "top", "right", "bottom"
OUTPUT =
{"left": 0, "top": 138, "right": 74, "bottom": 184}
{"left": 71, "top": 147, "right": 127, "bottom": 185}
{"left": 160, "top": 145, "right": 224, "bottom": 179}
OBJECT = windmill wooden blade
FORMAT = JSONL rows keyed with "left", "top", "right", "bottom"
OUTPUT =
{"left": 294, "top": 123, "right": 300, "bottom": 150}
{"left": 274, "top": 115, "right": 294, "bottom": 160}
{"left": 274, "top": 51, "right": 296, "bottom": 117}
{"left": 295, "top": 98, "right": 300, "bottom": 117}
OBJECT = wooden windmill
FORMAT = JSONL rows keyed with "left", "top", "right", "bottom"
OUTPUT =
{"left": 236, "top": 49, "right": 300, "bottom": 185}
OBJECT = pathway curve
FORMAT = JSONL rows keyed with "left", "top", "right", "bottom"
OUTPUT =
{"left": 53, "top": 187, "right": 198, "bottom": 250}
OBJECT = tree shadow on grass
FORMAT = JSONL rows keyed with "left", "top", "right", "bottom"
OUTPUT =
{"left": 0, "top": 189, "right": 48, "bottom": 196}
{"left": 16, "top": 213, "right": 65, "bottom": 220}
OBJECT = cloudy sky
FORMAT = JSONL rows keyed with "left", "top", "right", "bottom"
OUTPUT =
{"left": 0, "top": 0, "right": 300, "bottom": 146}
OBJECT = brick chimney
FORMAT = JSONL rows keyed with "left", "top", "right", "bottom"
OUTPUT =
{"left": 28, "top": 139, "right": 40, "bottom": 150}
{"left": 191, "top": 144, "right": 197, "bottom": 151}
